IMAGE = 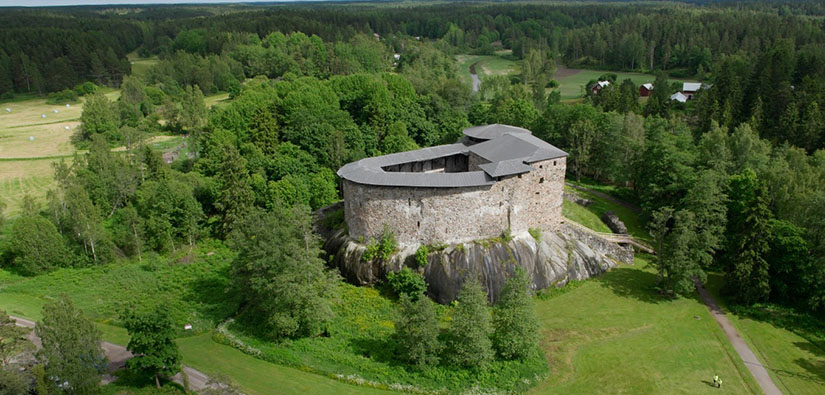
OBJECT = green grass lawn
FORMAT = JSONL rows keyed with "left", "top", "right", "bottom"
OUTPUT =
{"left": 179, "top": 334, "right": 386, "bottom": 395}
{"left": 553, "top": 68, "right": 695, "bottom": 100}
{"left": 455, "top": 54, "right": 520, "bottom": 88}
{"left": 532, "top": 256, "right": 760, "bottom": 394}
{"left": 562, "top": 185, "right": 649, "bottom": 243}
{"left": 127, "top": 52, "right": 159, "bottom": 80}
{"left": 705, "top": 273, "right": 825, "bottom": 394}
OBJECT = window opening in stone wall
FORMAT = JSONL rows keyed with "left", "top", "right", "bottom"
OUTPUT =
{"left": 553, "top": 161, "right": 557, "bottom": 166}
{"left": 539, "top": 165, "right": 543, "bottom": 169}
{"left": 417, "top": 221, "right": 420, "bottom": 228}
{"left": 539, "top": 177, "right": 545, "bottom": 183}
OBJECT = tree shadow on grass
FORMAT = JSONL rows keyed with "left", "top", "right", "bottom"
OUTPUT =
{"left": 349, "top": 336, "right": 401, "bottom": 366}
{"left": 184, "top": 265, "right": 241, "bottom": 325}
{"left": 594, "top": 266, "right": 664, "bottom": 304}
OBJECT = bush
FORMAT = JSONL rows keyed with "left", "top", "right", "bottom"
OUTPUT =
{"left": 74, "top": 81, "right": 99, "bottom": 96}
{"left": 46, "top": 89, "right": 78, "bottom": 104}
{"left": 415, "top": 245, "right": 429, "bottom": 267}
{"left": 361, "top": 226, "right": 397, "bottom": 262}
{"left": 386, "top": 268, "right": 427, "bottom": 300}
{"left": 446, "top": 277, "right": 493, "bottom": 368}
{"left": 8, "top": 216, "right": 73, "bottom": 275}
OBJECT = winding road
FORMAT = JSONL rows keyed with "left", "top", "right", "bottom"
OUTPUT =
{"left": 11, "top": 315, "right": 210, "bottom": 390}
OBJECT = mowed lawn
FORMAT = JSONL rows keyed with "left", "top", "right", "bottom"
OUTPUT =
{"left": 532, "top": 257, "right": 761, "bottom": 394}
{"left": 455, "top": 54, "right": 520, "bottom": 87}
{"left": 705, "top": 274, "right": 825, "bottom": 394}
{"left": 553, "top": 68, "right": 695, "bottom": 100}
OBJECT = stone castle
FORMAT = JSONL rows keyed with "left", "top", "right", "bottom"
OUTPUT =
{"left": 337, "top": 124, "right": 568, "bottom": 246}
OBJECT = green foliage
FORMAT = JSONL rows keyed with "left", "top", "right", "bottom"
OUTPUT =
{"left": 0, "top": 309, "right": 33, "bottom": 366}
{"left": 361, "top": 226, "right": 397, "bottom": 262}
{"left": 122, "top": 308, "right": 181, "bottom": 388}
{"left": 35, "top": 296, "right": 104, "bottom": 395}
{"left": 46, "top": 89, "right": 78, "bottom": 104}
{"left": 446, "top": 277, "right": 493, "bottom": 369}
{"left": 0, "top": 367, "right": 30, "bottom": 394}
{"left": 79, "top": 92, "right": 120, "bottom": 143}
{"left": 528, "top": 227, "right": 542, "bottom": 242}
{"left": 492, "top": 268, "right": 540, "bottom": 360}
{"left": 414, "top": 244, "right": 429, "bottom": 267}
{"left": 394, "top": 295, "right": 442, "bottom": 368}
{"left": 8, "top": 215, "right": 72, "bottom": 275}
{"left": 229, "top": 207, "right": 338, "bottom": 339}
{"left": 386, "top": 268, "right": 428, "bottom": 300}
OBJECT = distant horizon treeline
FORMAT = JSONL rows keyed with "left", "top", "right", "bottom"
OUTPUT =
{"left": 3, "top": 1, "right": 825, "bottom": 98}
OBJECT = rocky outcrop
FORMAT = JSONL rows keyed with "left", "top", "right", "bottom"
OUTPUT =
{"left": 602, "top": 211, "right": 628, "bottom": 234}
{"left": 322, "top": 219, "right": 633, "bottom": 304}
{"left": 564, "top": 192, "right": 593, "bottom": 207}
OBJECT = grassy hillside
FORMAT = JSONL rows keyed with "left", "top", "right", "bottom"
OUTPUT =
{"left": 532, "top": 257, "right": 760, "bottom": 394}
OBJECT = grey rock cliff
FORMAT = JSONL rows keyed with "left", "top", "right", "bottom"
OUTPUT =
{"left": 320, "top": 211, "right": 633, "bottom": 304}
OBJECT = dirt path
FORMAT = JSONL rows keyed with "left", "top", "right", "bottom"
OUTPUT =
{"left": 565, "top": 182, "right": 642, "bottom": 214}
{"left": 693, "top": 282, "right": 783, "bottom": 394}
{"left": 11, "top": 315, "right": 210, "bottom": 390}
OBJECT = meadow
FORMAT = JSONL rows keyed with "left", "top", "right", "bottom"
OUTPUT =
{"left": 705, "top": 274, "right": 825, "bottom": 395}
{"left": 455, "top": 53, "right": 520, "bottom": 88}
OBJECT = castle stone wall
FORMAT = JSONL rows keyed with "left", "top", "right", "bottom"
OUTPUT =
{"left": 343, "top": 157, "right": 566, "bottom": 246}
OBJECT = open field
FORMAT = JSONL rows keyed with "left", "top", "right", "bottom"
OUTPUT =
{"left": 455, "top": 54, "right": 520, "bottom": 88}
{"left": 705, "top": 274, "right": 825, "bottom": 394}
{"left": 553, "top": 67, "right": 696, "bottom": 100}
{"left": 127, "top": 52, "right": 160, "bottom": 79}
{"left": 532, "top": 257, "right": 760, "bottom": 394}
{"left": 179, "top": 334, "right": 388, "bottom": 395}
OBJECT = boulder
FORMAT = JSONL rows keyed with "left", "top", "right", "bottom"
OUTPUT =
{"left": 563, "top": 192, "right": 593, "bottom": 207}
{"left": 601, "top": 211, "right": 628, "bottom": 234}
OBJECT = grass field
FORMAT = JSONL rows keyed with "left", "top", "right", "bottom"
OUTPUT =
{"left": 127, "top": 52, "right": 159, "bottom": 80}
{"left": 553, "top": 68, "right": 695, "bottom": 101}
{"left": 705, "top": 274, "right": 825, "bottom": 394}
{"left": 532, "top": 257, "right": 760, "bottom": 394}
{"left": 455, "top": 54, "right": 520, "bottom": 88}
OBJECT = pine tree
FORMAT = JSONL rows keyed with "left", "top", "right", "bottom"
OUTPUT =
{"left": 725, "top": 169, "right": 773, "bottom": 304}
{"left": 215, "top": 143, "right": 254, "bottom": 237}
{"left": 394, "top": 294, "right": 442, "bottom": 368}
{"left": 446, "top": 277, "right": 493, "bottom": 369}
{"left": 492, "top": 268, "right": 540, "bottom": 360}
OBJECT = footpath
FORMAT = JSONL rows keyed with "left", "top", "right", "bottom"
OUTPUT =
{"left": 11, "top": 315, "right": 210, "bottom": 391}
{"left": 694, "top": 281, "right": 783, "bottom": 394}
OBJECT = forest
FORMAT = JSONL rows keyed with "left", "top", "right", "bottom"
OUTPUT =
{"left": 1, "top": 0, "right": 824, "bottom": 393}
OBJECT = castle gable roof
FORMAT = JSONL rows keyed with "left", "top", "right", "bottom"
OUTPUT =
{"left": 337, "top": 124, "right": 567, "bottom": 187}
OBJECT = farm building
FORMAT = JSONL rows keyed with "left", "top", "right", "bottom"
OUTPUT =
{"left": 670, "top": 92, "right": 688, "bottom": 103}
{"left": 639, "top": 83, "right": 653, "bottom": 97}
{"left": 591, "top": 80, "right": 611, "bottom": 95}
{"left": 682, "top": 82, "right": 704, "bottom": 99}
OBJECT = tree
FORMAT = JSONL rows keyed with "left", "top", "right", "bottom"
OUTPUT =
{"left": 725, "top": 169, "right": 773, "bottom": 304}
{"left": 644, "top": 72, "right": 670, "bottom": 117}
{"left": 122, "top": 308, "right": 181, "bottom": 389}
{"left": 215, "top": 143, "right": 254, "bottom": 237}
{"left": 568, "top": 118, "right": 596, "bottom": 181}
{"left": 229, "top": 206, "right": 337, "bottom": 339}
{"left": 492, "top": 268, "right": 540, "bottom": 360}
{"left": 0, "top": 310, "right": 33, "bottom": 367}
{"left": 36, "top": 296, "right": 104, "bottom": 394}
{"left": 177, "top": 84, "right": 208, "bottom": 131}
{"left": 394, "top": 295, "right": 442, "bottom": 368}
{"left": 79, "top": 92, "right": 119, "bottom": 142}
{"left": 9, "top": 215, "right": 71, "bottom": 275}
{"left": 446, "top": 277, "right": 493, "bottom": 369}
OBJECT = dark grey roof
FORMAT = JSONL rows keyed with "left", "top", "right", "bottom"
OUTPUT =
{"left": 337, "top": 124, "right": 567, "bottom": 188}
{"left": 462, "top": 124, "right": 531, "bottom": 140}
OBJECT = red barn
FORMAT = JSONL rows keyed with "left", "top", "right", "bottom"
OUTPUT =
{"left": 639, "top": 83, "right": 653, "bottom": 97}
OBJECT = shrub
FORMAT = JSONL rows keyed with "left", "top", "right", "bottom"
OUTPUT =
{"left": 46, "top": 89, "right": 78, "bottom": 104}
{"left": 386, "top": 268, "right": 428, "bottom": 300}
{"left": 362, "top": 239, "right": 379, "bottom": 262}
{"left": 394, "top": 294, "right": 442, "bottom": 368}
{"left": 73, "top": 81, "right": 98, "bottom": 96}
{"left": 415, "top": 245, "right": 429, "bottom": 267}
{"left": 378, "top": 226, "right": 397, "bottom": 260}
{"left": 528, "top": 228, "right": 542, "bottom": 242}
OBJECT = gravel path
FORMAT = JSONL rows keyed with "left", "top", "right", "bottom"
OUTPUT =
{"left": 693, "top": 282, "right": 783, "bottom": 394}
{"left": 12, "top": 315, "right": 210, "bottom": 390}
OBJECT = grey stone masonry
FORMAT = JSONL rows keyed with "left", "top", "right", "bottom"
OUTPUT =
{"left": 339, "top": 124, "right": 568, "bottom": 246}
